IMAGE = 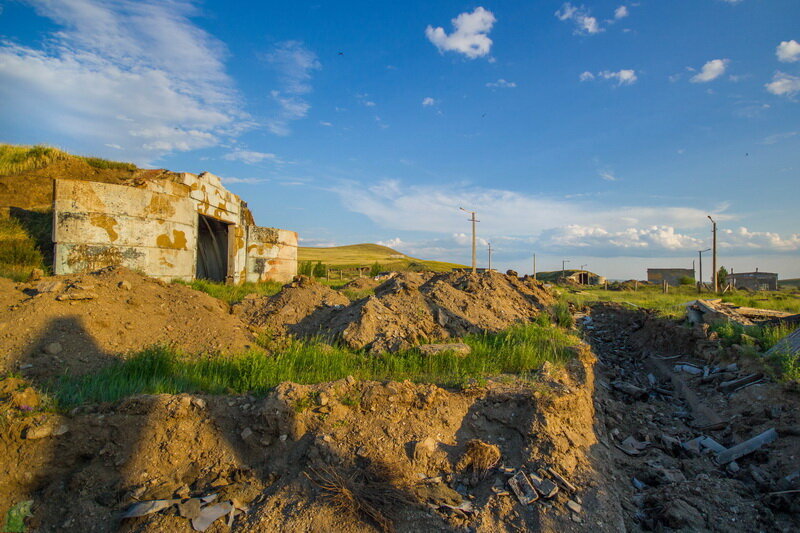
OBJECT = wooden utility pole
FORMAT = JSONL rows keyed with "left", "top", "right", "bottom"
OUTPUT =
{"left": 562, "top": 259, "right": 569, "bottom": 281}
{"left": 460, "top": 207, "right": 479, "bottom": 273}
{"left": 698, "top": 248, "right": 710, "bottom": 293}
{"left": 533, "top": 253, "right": 536, "bottom": 280}
{"left": 487, "top": 242, "right": 492, "bottom": 271}
{"left": 708, "top": 216, "right": 718, "bottom": 292}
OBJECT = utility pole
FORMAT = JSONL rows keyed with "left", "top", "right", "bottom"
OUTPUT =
{"left": 487, "top": 242, "right": 492, "bottom": 271}
{"left": 460, "top": 207, "right": 479, "bottom": 273}
{"left": 532, "top": 253, "right": 536, "bottom": 280}
{"left": 708, "top": 216, "right": 718, "bottom": 292}
{"left": 698, "top": 248, "right": 710, "bottom": 293}
{"left": 562, "top": 259, "right": 570, "bottom": 281}
{"left": 580, "top": 264, "right": 587, "bottom": 271}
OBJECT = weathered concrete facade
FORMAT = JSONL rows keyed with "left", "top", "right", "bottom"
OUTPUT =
{"left": 647, "top": 268, "right": 695, "bottom": 287}
{"left": 53, "top": 172, "right": 297, "bottom": 283}
{"left": 728, "top": 271, "right": 778, "bottom": 291}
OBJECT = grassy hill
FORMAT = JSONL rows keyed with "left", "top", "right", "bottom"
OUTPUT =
{"left": 779, "top": 278, "right": 800, "bottom": 288}
{"left": 298, "top": 243, "right": 467, "bottom": 273}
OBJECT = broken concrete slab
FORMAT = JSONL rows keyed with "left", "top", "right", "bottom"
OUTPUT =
{"left": 545, "top": 467, "right": 577, "bottom": 493}
{"left": 122, "top": 499, "right": 181, "bottom": 518}
{"left": 716, "top": 428, "right": 778, "bottom": 465}
{"left": 508, "top": 470, "right": 538, "bottom": 505}
{"left": 718, "top": 373, "right": 764, "bottom": 393}
{"left": 191, "top": 502, "right": 233, "bottom": 532}
{"left": 528, "top": 471, "right": 559, "bottom": 499}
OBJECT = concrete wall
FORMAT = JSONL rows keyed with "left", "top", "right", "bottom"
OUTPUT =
{"left": 245, "top": 226, "right": 298, "bottom": 283}
{"left": 728, "top": 273, "right": 778, "bottom": 291}
{"left": 647, "top": 268, "right": 695, "bottom": 286}
{"left": 53, "top": 172, "right": 297, "bottom": 283}
{"left": 53, "top": 179, "right": 197, "bottom": 280}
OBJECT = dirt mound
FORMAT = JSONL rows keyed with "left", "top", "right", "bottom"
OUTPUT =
{"left": 232, "top": 276, "right": 350, "bottom": 334}
{"left": 0, "top": 267, "right": 257, "bottom": 382}
{"left": 241, "top": 271, "right": 556, "bottom": 353}
{"left": 1, "top": 348, "right": 625, "bottom": 532}
{"left": 339, "top": 276, "right": 384, "bottom": 292}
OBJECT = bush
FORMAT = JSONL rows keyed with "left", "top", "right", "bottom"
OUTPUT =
{"left": 313, "top": 261, "right": 326, "bottom": 278}
{"left": 679, "top": 276, "right": 695, "bottom": 285}
{"left": 369, "top": 262, "right": 382, "bottom": 277}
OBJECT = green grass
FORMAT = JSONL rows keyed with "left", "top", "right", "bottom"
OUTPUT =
{"left": 563, "top": 284, "right": 800, "bottom": 318}
{"left": 176, "top": 279, "right": 284, "bottom": 305}
{"left": 0, "top": 216, "right": 46, "bottom": 281}
{"left": 298, "top": 243, "right": 467, "bottom": 274}
{"left": 0, "top": 143, "right": 136, "bottom": 176}
{"left": 50, "top": 322, "right": 581, "bottom": 407}
{"left": 710, "top": 321, "right": 798, "bottom": 351}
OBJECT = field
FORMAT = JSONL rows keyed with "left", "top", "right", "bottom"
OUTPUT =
{"left": 298, "top": 243, "right": 467, "bottom": 273}
{"left": 561, "top": 283, "right": 800, "bottom": 318}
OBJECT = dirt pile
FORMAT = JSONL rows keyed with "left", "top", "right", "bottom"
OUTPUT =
{"left": 0, "top": 266, "right": 257, "bottom": 381}
{"left": 1, "top": 347, "right": 627, "bottom": 532}
{"left": 233, "top": 275, "right": 350, "bottom": 334}
{"left": 238, "top": 271, "right": 556, "bottom": 352}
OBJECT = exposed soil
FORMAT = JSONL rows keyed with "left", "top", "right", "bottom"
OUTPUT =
{"left": 0, "top": 267, "right": 257, "bottom": 382}
{"left": 586, "top": 303, "right": 800, "bottom": 532}
{"left": 237, "top": 271, "right": 556, "bottom": 353}
{"left": 233, "top": 276, "right": 350, "bottom": 334}
{"left": 2, "top": 273, "right": 799, "bottom": 532}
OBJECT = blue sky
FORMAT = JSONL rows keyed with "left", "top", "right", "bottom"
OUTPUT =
{"left": 1, "top": 0, "right": 799, "bottom": 279}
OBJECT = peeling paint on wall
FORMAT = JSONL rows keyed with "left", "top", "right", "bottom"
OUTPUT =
{"left": 156, "top": 230, "right": 188, "bottom": 250}
{"left": 90, "top": 214, "right": 119, "bottom": 242}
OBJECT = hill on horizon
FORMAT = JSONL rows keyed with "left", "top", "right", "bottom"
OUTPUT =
{"left": 298, "top": 243, "right": 467, "bottom": 273}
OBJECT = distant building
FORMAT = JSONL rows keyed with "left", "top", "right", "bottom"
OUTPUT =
{"left": 728, "top": 270, "right": 778, "bottom": 291}
{"left": 647, "top": 268, "right": 695, "bottom": 287}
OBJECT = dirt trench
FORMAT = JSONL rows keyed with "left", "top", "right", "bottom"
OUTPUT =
{"left": 585, "top": 303, "right": 800, "bottom": 532}
{"left": 1, "top": 296, "right": 798, "bottom": 532}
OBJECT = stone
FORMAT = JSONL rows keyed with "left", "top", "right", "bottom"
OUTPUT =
{"left": 413, "top": 437, "right": 438, "bottom": 462}
{"left": 318, "top": 392, "right": 329, "bottom": 406}
{"left": 662, "top": 499, "right": 705, "bottom": 529}
{"left": 118, "top": 280, "right": 132, "bottom": 290}
{"left": 24, "top": 422, "right": 68, "bottom": 439}
{"left": 35, "top": 280, "right": 63, "bottom": 293}
{"left": 566, "top": 499, "right": 582, "bottom": 513}
{"left": 506, "top": 269, "right": 519, "bottom": 277}
{"left": 56, "top": 290, "right": 97, "bottom": 301}
{"left": 42, "top": 342, "right": 63, "bottom": 355}
{"left": 417, "top": 343, "right": 472, "bottom": 357}
{"left": 191, "top": 397, "right": 207, "bottom": 409}
{"left": 27, "top": 268, "right": 44, "bottom": 282}
{"left": 241, "top": 427, "right": 253, "bottom": 440}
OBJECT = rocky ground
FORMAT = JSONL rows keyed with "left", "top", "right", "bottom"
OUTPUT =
{"left": 1, "top": 272, "right": 798, "bottom": 532}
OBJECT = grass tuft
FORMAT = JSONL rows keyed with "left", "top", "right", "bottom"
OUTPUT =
{"left": 0, "top": 217, "right": 46, "bottom": 281}
{"left": 0, "top": 143, "right": 137, "bottom": 176}
{"left": 50, "top": 322, "right": 581, "bottom": 407}
{"left": 175, "top": 279, "right": 284, "bottom": 305}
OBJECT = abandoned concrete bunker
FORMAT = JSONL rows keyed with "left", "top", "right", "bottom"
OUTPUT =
{"left": 53, "top": 171, "right": 297, "bottom": 283}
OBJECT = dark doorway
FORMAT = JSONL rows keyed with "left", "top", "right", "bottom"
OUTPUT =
{"left": 578, "top": 272, "right": 589, "bottom": 284}
{"left": 196, "top": 215, "right": 230, "bottom": 282}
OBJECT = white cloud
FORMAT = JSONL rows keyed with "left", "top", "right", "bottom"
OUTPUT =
{"left": 579, "top": 71, "right": 595, "bottom": 82}
{"left": 377, "top": 237, "right": 406, "bottom": 249}
{"left": 486, "top": 78, "right": 517, "bottom": 88}
{"left": 777, "top": 40, "right": 800, "bottom": 63}
{"left": 223, "top": 149, "right": 280, "bottom": 164}
{"left": 599, "top": 170, "right": 619, "bottom": 181}
{"left": 422, "top": 97, "right": 436, "bottom": 106}
{"left": 690, "top": 59, "right": 729, "bottom": 83}
{"left": 0, "top": 0, "right": 246, "bottom": 164}
{"left": 555, "top": 3, "right": 602, "bottom": 35}
{"left": 319, "top": 121, "right": 332, "bottom": 127}
{"left": 765, "top": 71, "right": 800, "bottom": 97}
{"left": 614, "top": 6, "right": 629, "bottom": 19}
{"left": 762, "top": 131, "right": 798, "bottom": 145}
{"left": 220, "top": 176, "right": 269, "bottom": 184}
{"left": 599, "top": 69, "right": 638, "bottom": 85}
{"left": 425, "top": 7, "right": 496, "bottom": 59}
{"left": 364, "top": 101, "right": 376, "bottom": 107}
{"left": 264, "top": 41, "right": 320, "bottom": 135}
{"left": 538, "top": 225, "right": 703, "bottom": 253}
